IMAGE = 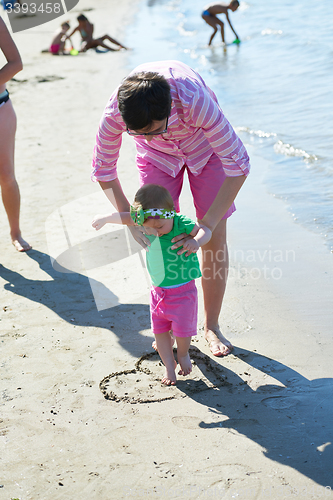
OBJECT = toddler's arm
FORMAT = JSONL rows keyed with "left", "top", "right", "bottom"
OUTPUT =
{"left": 182, "top": 223, "right": 212, "bottom": 255}
{"left": 92, "top": 212, "right": 133, "bottom": 230}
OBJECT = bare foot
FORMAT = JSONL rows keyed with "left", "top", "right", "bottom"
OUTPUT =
{"left": 178, "top": 353, "right": 192, "bottom": 376}
{"left": 205, "top": 327, "right": 233, "bottom": 357}
{"left": 161, "top": 360, "right": 177, "bottom": 386}
{"left": 12, "top": 235, "right": 32, "bottom": 252}
{"left": 152, "top": 330, "right": 175, "bottom": 352}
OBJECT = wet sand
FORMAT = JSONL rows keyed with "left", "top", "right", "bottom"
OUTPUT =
{"left": 1, "top": 1, "right": 333, "bottom": 498}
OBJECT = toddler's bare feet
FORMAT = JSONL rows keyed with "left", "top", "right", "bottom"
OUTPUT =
{"left": 152, "top": 330, "right": 175, "bottom": 351}
{"left": 205, "top": 327, "right": 233, "bottom": 357}
{"left": 161, "top": 360, "right": 177, "bottom": 386}
{"left": 178, "top": 353, "right": 192, "bottom": 376}
{"left": 12, "top": 234, "right": 32, "bottom": 252}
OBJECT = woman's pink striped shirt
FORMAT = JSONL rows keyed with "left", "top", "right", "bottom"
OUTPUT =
{"left": 91, "top": 60, "right": 250, "bottom": 182}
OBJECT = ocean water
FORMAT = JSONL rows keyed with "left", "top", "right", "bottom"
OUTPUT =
{"left": 124, "top": 0, "right": 333, "bottom": 251}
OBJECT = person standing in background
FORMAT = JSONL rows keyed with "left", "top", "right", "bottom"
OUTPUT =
{"left": 92, "top": 60, "right": 250, "bottom": 356}
{"left": 0, "top": 16, "right": 31, "bottom": 251}
{"left": 202, "top": 1, "right": 240, "bottom": 45}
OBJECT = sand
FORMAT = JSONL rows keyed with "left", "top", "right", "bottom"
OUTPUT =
{"left": 1, "top": 1, "right": 333, "bottom": 499}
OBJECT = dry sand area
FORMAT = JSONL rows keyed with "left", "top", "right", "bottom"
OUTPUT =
{"left": 1, "top": 1, "right": 333, "bottom": 499}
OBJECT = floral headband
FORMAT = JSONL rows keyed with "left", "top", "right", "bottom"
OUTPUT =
{"left": 130, "top": 206, "right": 176, "bottom": 226}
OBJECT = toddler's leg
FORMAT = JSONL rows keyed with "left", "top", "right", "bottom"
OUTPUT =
{"left": 152, "top": 330, "right": 174, "bottom": 351}
{"left": 176, "top": 336, "right": 192, "bottom": 376}
{"left": 154, "top": 332, "right": 177, "bottom": 386}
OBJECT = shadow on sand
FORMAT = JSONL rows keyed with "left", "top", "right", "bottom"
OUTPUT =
{"left": 176, "top": 346, "right": 333, "bottom": 489}
{"left": 0, "top": 249, "right": 151, "bottom": 358}
{"left": 1, "top": 250, "right": 332, "bottom": 488}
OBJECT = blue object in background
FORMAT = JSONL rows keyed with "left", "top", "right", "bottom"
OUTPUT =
{"left": 1, "top": 0, "right": 16, "bottom": 10}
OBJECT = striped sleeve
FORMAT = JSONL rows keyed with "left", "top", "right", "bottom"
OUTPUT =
{"left": 91, "top": 94, "right": 125, "bottom": 183}
{"left": 188, "top": 87, "right": 250, "bottom": 177}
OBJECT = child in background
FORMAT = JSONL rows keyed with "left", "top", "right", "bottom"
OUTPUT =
{"left": 49, "top": 21, "right": 72, "bottom": 55}
{"left": 202, "top": 1, "right": 240, "bottom": 45}
{"left": 92, "top": 184, "right": 212, "bottom": 386}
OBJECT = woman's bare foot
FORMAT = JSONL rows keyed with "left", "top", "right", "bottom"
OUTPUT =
{"left": 152, "top": 330, "right": 175, "bottom": 351}
{"left": 161, "top": 360, "right": 177, "bottom": 386}
{"left": 205, "top": 327, "right": 233, "bottom": 357}
{"left": 11, "top": 234, "right": 31, "bottom": 252}
{"left": 178, "top": 353, "right": 192, "bottom": 376}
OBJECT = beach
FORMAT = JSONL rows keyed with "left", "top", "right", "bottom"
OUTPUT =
{"left": 1, "top": 1, "right": 333, "bottom": 499}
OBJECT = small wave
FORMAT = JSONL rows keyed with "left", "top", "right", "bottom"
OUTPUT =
{"left": 177, "top": 22, "right": 196, "bottom": 37}
{"left": 238, "top": 2, "right": 250, "bottom": 12}
{"left": 274, "top": 140, "right": 318, "bottom": 162}
{"left": 237, "top": 128, "right": 318, "bottom": 164}
{"left": 236, "top": 126, "right": 277, "bottom": 138}
{"left": 183, "top": 48, "right": 199, "bottom": 60}
{"left": 261, "top": 29, "right": 283, "bottom": 36}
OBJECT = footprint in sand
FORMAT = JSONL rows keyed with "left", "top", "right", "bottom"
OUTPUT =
{"left": 193, "top": 463, "right": 263, "bottom": 498}
{"left": 35, "top": 76, "right": 65, "bottom": 83}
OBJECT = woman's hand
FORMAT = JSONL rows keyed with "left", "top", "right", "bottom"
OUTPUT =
{"left": 128, "top": 225, "right": 151, "bottom": 250}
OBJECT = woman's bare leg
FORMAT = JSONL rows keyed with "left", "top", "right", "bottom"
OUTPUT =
{"left": 0, "top": 101, "right": 30, "bottom": 252}
{"left": 200, "top": 218, "right": 232, "bottom": 356}
{"left": 97, "top": 40, "right": 117, "bottom": 51}
{"left": 85, "top": 37, "right": 118, "bottom": 52}
{"left": 100, "top": 35, "right": 125, "bottom": 48}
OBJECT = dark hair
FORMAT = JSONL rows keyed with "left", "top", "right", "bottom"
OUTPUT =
{"left": 77, "top": 14, "right": 88, "bottom": 22}
{"left": 231, "top": 0, "right": 239, "bottom": 7}
{"left": 117, "top": 72, "right": 172, "bottom": 130}
{"left": 133, "top": 184, "right": 174, "bottom": 212}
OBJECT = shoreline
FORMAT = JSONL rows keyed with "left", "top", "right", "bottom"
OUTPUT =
{"left": 228, "top": 146, "right": 333, "bottom": 339}
{"left": 1, "top": 1, "right": 333, "bottom": 498}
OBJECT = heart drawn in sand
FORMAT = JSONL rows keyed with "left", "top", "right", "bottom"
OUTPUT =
{"left": 99, "top": 346, "right": 230, "bottom": 404}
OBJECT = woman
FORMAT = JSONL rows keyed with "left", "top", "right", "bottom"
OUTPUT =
{"left": 92, "top": 61, "right": 250, "bottom": 356}
{"left": 69, "top": 14, "right": 127, "bottom": 53}
{"left": 0, "top": 16, "right": 30, "bottom": 251}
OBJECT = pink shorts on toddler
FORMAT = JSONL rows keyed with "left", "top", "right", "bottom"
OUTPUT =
{"left": 49, "top": 44, "right": 60, "bottom": 54}
{"left": 150, "top": 280, "right": 198, "bottom": 338}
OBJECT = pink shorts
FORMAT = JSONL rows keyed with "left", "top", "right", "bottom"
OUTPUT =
{"left": 150, "top": 281, "right": 198, "bottom": 338}
{"left": 138, "top": 153, "right": 236, "bottom": 220}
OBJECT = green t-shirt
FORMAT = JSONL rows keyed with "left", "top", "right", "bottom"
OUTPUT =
{"left": 146, "top": 214, "right": 202, "bottom": 288}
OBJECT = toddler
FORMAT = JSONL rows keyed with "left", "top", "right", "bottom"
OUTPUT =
{"left": 92, "top": 184, "right": 212, "bottom": 385}
{"left": 49, "top": 21, "right": 72, "bottom": 55}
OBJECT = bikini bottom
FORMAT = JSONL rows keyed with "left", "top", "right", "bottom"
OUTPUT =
{"left": 0, "top": 89, "right": 9, "bottom": 107}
